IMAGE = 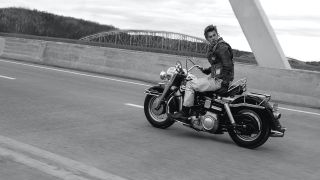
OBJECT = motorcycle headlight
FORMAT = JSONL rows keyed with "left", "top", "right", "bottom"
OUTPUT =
{"left": 160, "top": 71, "right": 167, "bottom": 80}
{"left": 165, "top": 67, "right": 176, "bottom": 80}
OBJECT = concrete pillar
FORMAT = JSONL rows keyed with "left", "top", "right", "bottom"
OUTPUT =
{"left": 229, "top": 0, "right": 291, "bottom": 69}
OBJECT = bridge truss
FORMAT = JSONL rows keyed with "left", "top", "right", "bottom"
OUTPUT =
{"left": 80, "top": 30, "right": 209, "bottom": 55}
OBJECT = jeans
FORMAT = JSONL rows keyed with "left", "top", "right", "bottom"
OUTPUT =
{"left": 183, "top": 77, "right": 222, "bottom": 107}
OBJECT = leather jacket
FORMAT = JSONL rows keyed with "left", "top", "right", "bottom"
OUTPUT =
{"left": 202, "top": 38, "right": 234, "bottom": 85}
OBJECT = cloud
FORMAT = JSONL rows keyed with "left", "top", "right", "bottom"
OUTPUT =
{"left": 1, "top": 0, "right": 320, "bottom": 61}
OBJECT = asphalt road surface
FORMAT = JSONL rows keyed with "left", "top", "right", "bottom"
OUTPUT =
{"left": 0, "top": 58, "right": 319, "bottom": 180}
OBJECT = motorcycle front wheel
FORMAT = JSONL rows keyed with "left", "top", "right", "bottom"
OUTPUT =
{"left": 228, "top": 109, "right": 270, "bottom": 149}
{"left": 144, "top": 95, "right": 175, "bottom": 129}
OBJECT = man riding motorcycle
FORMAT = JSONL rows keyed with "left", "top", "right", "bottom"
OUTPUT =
{"left": 172, "top": 25, "right": 285, "bottom": 134}
{"left": 172, "top": 25, "right": 234, "bottom": 122}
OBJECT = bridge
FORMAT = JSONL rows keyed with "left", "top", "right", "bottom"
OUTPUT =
{"left": 80, "top": 29, "right": 209, "bottom": 55}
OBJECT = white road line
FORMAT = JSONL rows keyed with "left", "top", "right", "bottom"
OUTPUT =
{"left": 279, "top": 107, "right": 320, "bottom": 116}
{"left": 124, "top": 102, "right": 320, "bottom": 117}
{"left": 0, "top": 147, "right": 89, "bottom": 180}
{"left": 125, "top": 103, "right": 144, "bottom": 109}
{"left": 0, "top": 135, "right": 128, "bottom": 180}
{"left": 0, "top": 75, "right": 16, "bottom": 80}
{"left": 1, "top": 59, "right": 319, "bottom": 116}
{"left": 0, "top": 59, "right": 151, "bottom": 87}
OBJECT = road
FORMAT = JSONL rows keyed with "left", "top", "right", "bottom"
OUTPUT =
{"left": 0, "top": 58, "right": 319, "bottom": 180}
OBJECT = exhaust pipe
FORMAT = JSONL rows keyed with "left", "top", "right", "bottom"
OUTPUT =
{"left": 270, "top": 128, "right": 286, "bottom": 137}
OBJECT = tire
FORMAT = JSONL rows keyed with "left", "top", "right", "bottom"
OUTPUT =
{"left": 144, "top": 95, "right": 174, "bottom": 129}
{"left": 228, "top": 109, "right": 270, "bottom": 149}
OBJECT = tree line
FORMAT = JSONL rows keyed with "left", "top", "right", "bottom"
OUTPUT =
{"left": 0, "top": 7, "right": 117, "bottom": 39}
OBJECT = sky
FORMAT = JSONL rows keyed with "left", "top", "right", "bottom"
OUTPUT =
{"left": 1, "top": 0, "right": 319, "bottom": 62}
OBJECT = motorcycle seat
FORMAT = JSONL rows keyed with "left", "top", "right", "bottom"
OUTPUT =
{"left": 199, "top": 84, "right": 244, "bottom": 97}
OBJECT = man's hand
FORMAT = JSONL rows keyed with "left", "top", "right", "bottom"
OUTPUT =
{"left": 199, "top": 66, "right": 211, "bottom": 75}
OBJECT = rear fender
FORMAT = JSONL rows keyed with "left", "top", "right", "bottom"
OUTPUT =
{"left": 230, "top": 95, "right": 277, "bottom": 129}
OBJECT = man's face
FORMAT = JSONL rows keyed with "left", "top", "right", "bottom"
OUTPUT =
{"left": 206, "top": 31, "right": 219, "bottom": 44}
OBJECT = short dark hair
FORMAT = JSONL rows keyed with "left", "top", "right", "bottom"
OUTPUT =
{"left": 204, "top": 25, "right": 218, "bottom": 38}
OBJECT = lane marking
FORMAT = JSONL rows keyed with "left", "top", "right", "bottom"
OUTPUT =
{"left": 125, "top": 102, "right": 320, "bottom": 117}
{"left": 0, "top": 75, "right": 16, "bottom": 80}
{"left": 279, "top": 107, "right": 320, "bottom": 116}
{"left": 124, "top": 101, "right": 320, "bottom": 117}
{"left": 0, "top": 147, "right": 89, "bottom": 180}
{"left": 0, "top": 135, "right": 128, "bottom": 180}
{"left": 1, "top": 59, "right": 318, "bottom": 116}
{"left": 125, "top": 103, "right": 144, "bottom": 109}
{"left": 0, "top": 59, "right": 151, "bottom": 87}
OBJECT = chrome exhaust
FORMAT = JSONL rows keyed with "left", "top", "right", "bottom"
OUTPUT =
{"left": 270, "top": 128, "right": 286, "bottom": 137}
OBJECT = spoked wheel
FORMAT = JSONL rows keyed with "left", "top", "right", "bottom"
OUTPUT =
{"left": 144, "top": 95, "right": 174, "bottom": 129}
{"left": 228, "top": 109, "right": 270, "bottom": 149}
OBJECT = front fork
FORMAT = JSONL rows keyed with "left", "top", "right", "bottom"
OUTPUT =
{"left": 154, "top": 80, "right": 175, "bottom": 110}
{"left": 176, "top": 91, "right": 183, "bottom": 111}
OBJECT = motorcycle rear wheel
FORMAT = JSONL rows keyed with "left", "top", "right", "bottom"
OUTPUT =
{"left": 144, "top": 95, "right": 175, "bottom": 129}
{"left": 228, "top": 109, "right": 270, "bottom": 149}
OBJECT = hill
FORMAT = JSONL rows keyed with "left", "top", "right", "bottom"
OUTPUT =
{"left": 288, "top": 58, "right": 320, "bottom": 71}
{"left": 0, "top": 7, "right": 319, "bottom": 72}
{"left": 0, "top": 7, "right": 117, "bottom": 39}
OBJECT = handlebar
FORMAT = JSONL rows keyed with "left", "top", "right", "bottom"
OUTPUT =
{"left": 187, "top": 65, "right": 201, "bottom": 72}
{"left": 172, "top": 58, "right": 202, "bottom": 75}
{"left": 185, "top": 57, "right": 202, "bottom": 73}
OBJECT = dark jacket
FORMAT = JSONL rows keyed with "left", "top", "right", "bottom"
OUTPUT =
{"left": 203, "top": 38, "right": 234, "bottom": 84}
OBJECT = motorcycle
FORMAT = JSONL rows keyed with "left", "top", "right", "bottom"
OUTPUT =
{"left": 144, "top": 58, "right": 285, "bottom": 149}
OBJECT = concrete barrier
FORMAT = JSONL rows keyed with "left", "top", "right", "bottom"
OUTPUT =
{"left": 0, "top": 37, "right": 46, "bottom": 63}
{"left": 0, "top": 36, "right": 319, "bottom": 108}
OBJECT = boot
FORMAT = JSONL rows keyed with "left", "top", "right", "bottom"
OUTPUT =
{"left": 171, "top": 106, "right": 191, "bottom": 124}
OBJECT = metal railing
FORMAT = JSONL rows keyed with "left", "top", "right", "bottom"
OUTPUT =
{"left": 80, "top": 30, "right": 209, "bottom": 55}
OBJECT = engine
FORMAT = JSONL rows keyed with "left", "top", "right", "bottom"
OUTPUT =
{"left": 191, "top": 111, "right": 219, "bottom": 133}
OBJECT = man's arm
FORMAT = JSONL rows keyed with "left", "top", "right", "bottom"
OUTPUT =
{"left": 201, "top": 47, "right": 214, "bottom": 75}
{"left": 215, "top": 44, "right": 233, "bottom": 83}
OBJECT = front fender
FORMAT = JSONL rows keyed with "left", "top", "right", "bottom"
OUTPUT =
{"left": 144, "top": 85, "right": 164, "bottom": 96}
